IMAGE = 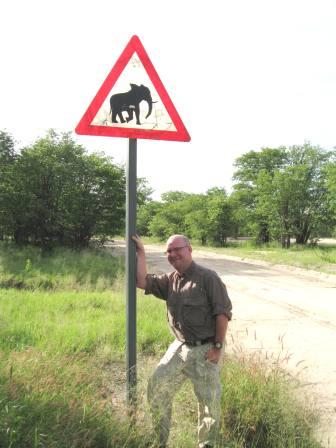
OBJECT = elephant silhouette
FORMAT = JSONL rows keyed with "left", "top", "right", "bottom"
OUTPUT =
{"left": 109, "top": 84, "right": 155, "bottom": 125}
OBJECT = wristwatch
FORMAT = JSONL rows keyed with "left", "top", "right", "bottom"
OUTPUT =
{"left": 214, "top": 342, "right": 223, "bottom": 349}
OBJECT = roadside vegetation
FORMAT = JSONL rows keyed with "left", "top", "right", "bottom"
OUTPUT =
{"left": 137, "top": 144, "right": 336, "bottom": 250}
{"left": 0, "top": 244, "right": 323, "bottom": 447}
{"left": 1, "top": 130, "right": 336, "bottom": 253}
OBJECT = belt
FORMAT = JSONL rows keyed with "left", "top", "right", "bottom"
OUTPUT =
{"left": 184, "top": 337, "right": 215, "bottom": 347}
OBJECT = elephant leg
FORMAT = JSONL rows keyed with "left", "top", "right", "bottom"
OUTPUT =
{"left": 111, "top": 110, "right": 119, "bottom": 123}
{"left": 126, "top": 107, "right": 134, "bottom": 123}
{"left": 117, "top": 111, "right": 125, "bottom": 123}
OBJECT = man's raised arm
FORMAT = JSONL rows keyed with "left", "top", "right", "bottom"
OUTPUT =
{"left": 132, "top": 235, "right": 147, "bottom": 289}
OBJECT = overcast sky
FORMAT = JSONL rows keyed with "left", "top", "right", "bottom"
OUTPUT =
{"left": 1, "top": 0, "right": 336, "bottom": 199}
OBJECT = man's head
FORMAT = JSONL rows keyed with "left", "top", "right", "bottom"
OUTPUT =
{"left": 165, "top": 234, "right": 192, "bottom": 274}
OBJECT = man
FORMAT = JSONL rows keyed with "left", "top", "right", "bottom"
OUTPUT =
{"left": 132, "top": 234, "right": 232, "bottom": 448}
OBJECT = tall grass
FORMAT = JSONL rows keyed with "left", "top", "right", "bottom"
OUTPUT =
{"left": 220, "top": 353, "right": 320, "bottom": 447}
{"left": 0, "top": 243, "right": 323, "bottom": 447}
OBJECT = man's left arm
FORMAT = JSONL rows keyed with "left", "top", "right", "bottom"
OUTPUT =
{"left": 203, "top": 270, "right": 232, "bottom": 364}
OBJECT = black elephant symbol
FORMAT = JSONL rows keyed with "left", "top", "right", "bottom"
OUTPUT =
{"left": 109, "top": 83, "right": 156, "bottom": 125}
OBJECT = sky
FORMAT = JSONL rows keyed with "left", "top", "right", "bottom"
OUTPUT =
{"left": 1, "top": 0, "right": 336, "bottom": 200}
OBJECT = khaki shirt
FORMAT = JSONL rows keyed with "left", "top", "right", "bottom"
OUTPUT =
{"left": 145, "top": 261, "right": 232, "bottom": 343}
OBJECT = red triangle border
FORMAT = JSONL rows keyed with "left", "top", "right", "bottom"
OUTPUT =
{"left": 75, "top": 35, "right": 191, "bottom": 142}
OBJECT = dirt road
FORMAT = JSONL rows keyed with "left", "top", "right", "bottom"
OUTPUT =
{"left": 127, "top": 242, "right": 336, "bottom": 448}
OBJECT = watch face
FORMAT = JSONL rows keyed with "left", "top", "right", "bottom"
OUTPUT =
{"left": 215, "top": 342, "right": 222, "bottom": 349}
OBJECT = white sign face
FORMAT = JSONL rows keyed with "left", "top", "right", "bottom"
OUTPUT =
{"left": 91, "top": 54, "right": 177, "bottom": 132}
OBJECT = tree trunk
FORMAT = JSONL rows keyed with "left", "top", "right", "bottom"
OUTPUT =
{"left": 281, "top": 234, "right": 291, "bottom": 248}
{"left": 296, "top": 219, "right": 312, "bottom": 245}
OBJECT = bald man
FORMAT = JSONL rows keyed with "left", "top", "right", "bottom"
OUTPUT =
{"left": 133, "top": 234, "right": 232, "bottom": 448}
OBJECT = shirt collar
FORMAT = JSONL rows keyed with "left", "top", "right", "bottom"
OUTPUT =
{"left": 176, "top": 261, "right": 196, "bottom": 279}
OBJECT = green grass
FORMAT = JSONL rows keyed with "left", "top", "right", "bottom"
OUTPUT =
{"left": 0, "top": 289, "right": 171, "bottom": 357}
{"left": 0, "top": 243, "right": 323, "bottom": 447}
{"left": 0, "top": 243, "right": 124, "bottom": 290}
{"left": 0, "top": 349, "right": 154, "bottom": 448}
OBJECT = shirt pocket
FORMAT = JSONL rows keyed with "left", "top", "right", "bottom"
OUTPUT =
{"left": 183, "top": 295, "right": 208, "bottom": 327}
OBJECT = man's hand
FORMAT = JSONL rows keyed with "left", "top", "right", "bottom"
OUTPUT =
{"left": 205, "top": 315, "right": 228, "bottom": 364}
{"left": 131, "top": 235, "right": 147, "bottom": 289}
{"left": 132, "top": 234, "right": 145, "bottom": 254}
{"left": 205, "top": 347, "right": 222, "bottom": 364}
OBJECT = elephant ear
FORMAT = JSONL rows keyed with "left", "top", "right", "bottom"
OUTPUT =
{"left": 130, "top": 83, "right": 139, "bottom": 90}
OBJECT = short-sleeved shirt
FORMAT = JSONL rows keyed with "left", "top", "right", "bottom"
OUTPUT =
{"left": 145, "top": 261, "right": 232, "bottom": 343}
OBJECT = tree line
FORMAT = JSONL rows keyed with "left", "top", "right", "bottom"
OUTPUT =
{"left": 138, "top": 143, "right": 336, "bottom": 247}
{"left": 1, "top": 130, "right": 335, "bottom": 249}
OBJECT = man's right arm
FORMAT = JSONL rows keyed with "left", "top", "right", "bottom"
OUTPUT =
{"left": 132, "top": 235, "right": 147, "bottom": 289}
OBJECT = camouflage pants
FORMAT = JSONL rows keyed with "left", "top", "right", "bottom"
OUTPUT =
{"left": 147, "top": 339, "right": 223, "bottom": 447}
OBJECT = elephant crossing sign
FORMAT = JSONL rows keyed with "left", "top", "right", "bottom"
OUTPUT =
{"left": 75, "top": 35, "right": 190, "bottom": 142}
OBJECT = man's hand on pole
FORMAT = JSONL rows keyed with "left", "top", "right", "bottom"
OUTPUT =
{"left": 132, "top": 235, "right": 147, "bottom": 289}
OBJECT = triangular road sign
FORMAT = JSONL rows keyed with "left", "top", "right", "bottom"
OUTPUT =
{"left": 75, "top": 35, "right": 190, "bottom": 142}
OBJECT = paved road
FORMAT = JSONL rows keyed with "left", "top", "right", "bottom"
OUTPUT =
{"left": 133, "top": 242, "right": 336, "bottom": 448}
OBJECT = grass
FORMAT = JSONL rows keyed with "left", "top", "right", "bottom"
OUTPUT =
{"left": 0, "top": 242, "right": 324, "bottom": 447}
{"left": 0, "top": 289, "right": 171, "bottom": 357}
{"left": 220, "top": 353, "right": 321, "bottom": 447}
{"left": 0, "top": 243, "right": 124, "bottom": 290}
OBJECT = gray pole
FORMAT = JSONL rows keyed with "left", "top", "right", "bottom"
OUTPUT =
{"left": 126, "top": 138, "right": 137, "bottom": 411}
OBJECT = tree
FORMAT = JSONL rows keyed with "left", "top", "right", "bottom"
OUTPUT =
{"left": 147, "top": 192, "right": 203, "bottom": 241}
{"left": 149, "top": 195, "right": 190, "bottom": 240}
{"left": 205, "top": 188, "right": 235, "bottom": 246}
{"left": 0, "top": 130, "right": 126, "bottom": 248}
{"left": 233, "top": 147, "right": 288, "bottom": 242}
{"left": 137, "top": 201, "right": 163, "bottom": 236}
{"left": 273, "top": 144, "right": 334, "bottom": 245}
{"left": 137, "top": 177, "right": 154, "bottom": 207}
{"left": 183, "top": 194, "right": 209, "bottom": 245}
{"left": 233, "top": 143, "right": 336, "bottom": 246}
{"left": 143, "top": 188, "right": 236, "bottom": 246}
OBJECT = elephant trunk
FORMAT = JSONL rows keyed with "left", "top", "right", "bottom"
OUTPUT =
{"left": 145, "top": 99, "right": 153, "bottom": 119}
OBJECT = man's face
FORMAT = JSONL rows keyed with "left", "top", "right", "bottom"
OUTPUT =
{"left": 165, "top": 236, "right": 192, "bottom": 273}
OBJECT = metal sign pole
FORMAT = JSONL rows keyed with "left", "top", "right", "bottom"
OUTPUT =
{"left": 126, "top": 138, "right": 137, "bottom": 412}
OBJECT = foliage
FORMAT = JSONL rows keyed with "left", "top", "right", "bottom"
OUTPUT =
{"left": 206, "top": 188, "right": 236, "bottom": 246}
{"left": 137, "top": 143, "right": 335, "bottom": 248}
{"left": 139, "top": 189, "right": 236, "bottom": 246}
{"left": 2, "top": 128, "right": 335, "bottom": 249}
{"left": 233, "top": 143, "right": 336, "bottom": 246}
{"left": 137, "top": 177, "right": 154, "bottom": 207}
{"left": 137, "top": 200, "right": 164, "bottom": 237}
{"left": 0, "top": 130, "right": 126, "bottom": 249}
